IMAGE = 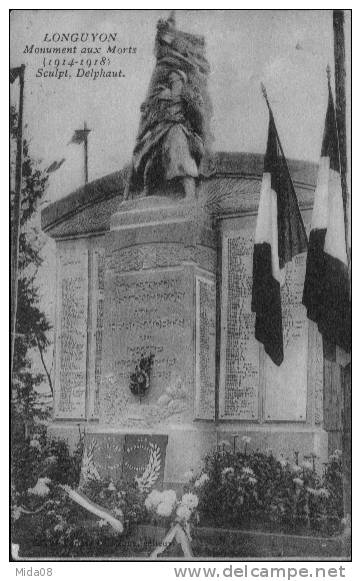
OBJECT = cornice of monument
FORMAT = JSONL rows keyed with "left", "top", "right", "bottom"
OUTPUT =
{"left": 41, "top": 151, "right": 317, "bottom": 239}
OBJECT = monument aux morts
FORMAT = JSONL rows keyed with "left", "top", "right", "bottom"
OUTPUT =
{"left": 41, "top": 16, "right": 326, "bottom": 488}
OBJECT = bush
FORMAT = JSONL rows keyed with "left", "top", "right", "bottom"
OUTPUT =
{"left": 11, "top": 429, "right": 148, "bottom": 558}
{"left": 186, "top": 445, "right": 343, "bottom": 536}
{"left": 12, "top": 428, "right": 84, "bottom": 500}
{"left": 12, "top": 429, "right": 345, "bottom": 559}
{"left": 81, "top": 477, "right": 147, "bottom": 533}
{"left": 16, "top": 479, "right": 147, "bottom": 558}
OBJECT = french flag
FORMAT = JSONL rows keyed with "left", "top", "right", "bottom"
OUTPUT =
{"left": 251, "top": 107, "right": 308, "bottom": 366}
{"left": 302, "top": 75, "right": 351, "bottom": 359}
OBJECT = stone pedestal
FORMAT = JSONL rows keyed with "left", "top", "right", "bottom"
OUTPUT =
{"left": 90, "top": 196, "right": 218, "bottom": 483}
{"left": 46, "top": 184, "right": 329, "bottom": 483}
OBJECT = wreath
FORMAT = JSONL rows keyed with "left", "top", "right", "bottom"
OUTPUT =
{"left": 129, "top": 353, "right": 155, "bottom": 402}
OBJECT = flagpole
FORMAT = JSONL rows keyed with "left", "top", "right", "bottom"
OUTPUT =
{"left": 70, "top": 123, "right": 91, "bottom": 185}
{"left": 333, "top": 10, "right": 350, "bottom": 261}
{"left": 333, "top": 8, "right": 351, "bottom": 544}
{"left": 260, "top": 83, "right": 292, "bottom": 176}
{"left": 11, "top": 64, "right": 25, "bottom": 377}
{"left": 84, "top": 121, "right": 88, "bottom": 185}
{"left": 260, "top": 83, "right": 308, "bottom": 243}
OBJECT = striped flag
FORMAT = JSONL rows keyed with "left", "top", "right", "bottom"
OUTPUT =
{"left": 251, "top": 108, "right": 308, "bottom": 366}
{"left": 302, "top": 76, "right": 351, "bottom": 360}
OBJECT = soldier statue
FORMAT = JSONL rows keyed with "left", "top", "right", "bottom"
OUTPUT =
{"left": 124, "top": 13, "right": 212, "bottom": 201}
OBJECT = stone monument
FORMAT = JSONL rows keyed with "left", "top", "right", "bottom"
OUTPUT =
{"left": 42, "top": 16, "right": 328, "bottom": 489}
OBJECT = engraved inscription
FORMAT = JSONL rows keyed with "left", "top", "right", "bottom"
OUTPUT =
{"left": 313, "top": 322, "right": 324, "bottom": 424}
{"left": 101, "top": 270, "right": 192, "bottom": 424}
{"left": 264, "top": 253, "right": 308, "bottom": 421}
{"left": 54, "top": 243, "right": 88, "bottom": 419}
{"left": 195, "top": 277, "right": 216, "bottom": 420}
{"left": 219, "top": 232, "right": 259, "bottom": 420}
{"left": 107, "top": 244, "right": 216, "bottom": 274}
{"left": 89, "top": 248, "right": 105, "bottom": 418}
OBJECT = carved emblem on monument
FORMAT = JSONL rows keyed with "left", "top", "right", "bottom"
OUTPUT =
{"left": 80, "top": 434, "right": 125, "bottom": 485}
{"left": 122, "top": 435, "right": 168, "bottom": 490}
{"left": 125, "top": 12, "right": 212, "bottom": 200}
{"left": 80, "top": 433, "right": 168, "bottom": 490}
{"left": 129, "top": 353, "right": 155, "bottom": 402}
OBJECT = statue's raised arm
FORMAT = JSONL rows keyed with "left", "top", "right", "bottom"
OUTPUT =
{"left": 125, "top": 13, "right": 213, "bottom": 200}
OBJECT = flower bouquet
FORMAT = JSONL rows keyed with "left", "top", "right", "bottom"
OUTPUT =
{"left": 144, "top": 489, "right": 199, "bottom": 558}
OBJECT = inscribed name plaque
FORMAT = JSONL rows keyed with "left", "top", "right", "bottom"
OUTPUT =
{"left": 219, "top": 232, "right": 259, "bottom": 420}
{"left": 101, "top": 268, "right": 192, "bottom": 424}
{"left": 264, "top": 253, "right": 308, "bottom": 421}
{"left": 311, "top": 321, "right": 324, "bottom": 424}
{"left": 195, "top": 276, "right": 216, "bottom": 420}
{"left": 88, "top": 248, "right": 105, "bottom": 419}
{"left": 54, "top": 242, "right": 88, "bottom": 419}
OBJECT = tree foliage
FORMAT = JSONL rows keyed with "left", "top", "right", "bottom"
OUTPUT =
{"left": 10, "top": 104, "right": 52, "bottom": 434}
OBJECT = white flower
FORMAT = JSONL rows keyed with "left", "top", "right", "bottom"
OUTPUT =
{"left": 241, "top": 436, "right": 251, "bottom": 444}
{"left": 219, "top": 440, "right": 231, "bottom": 449}
{"left": 12, "top": 544, "right": 19, "bottom": 559}
{"left": 12, "top": 506, "right": 22, "bottom": 521}
{"left": 181, "top": 493, "right": 198, "bottom": 509}
{"left": 176, "top": 504, "right": 192, "bottom": 522}
{"left": 242, "top": 467, "right": 255, "bottom": 476}
{"left": 222, "top": 467, "right": 234, "bottom": 476}
{"left": 160, "top": 489, "right": 177, "bottom": 507}
{"left": 184, "top": 470, "right": 194, "bottom": 481}
{"left": 248, "top": 477, "right": 257, "bottom": 485}
{"left": 293, "top": 477, "right": 304, "bottom": 487}
{"left": 29, "top": 439, "right": 41, "bottom": 450}
{"left": 301, "top": 460, "right": 313, "bottom": 471}
{"left": 277, "top": 456, "right": 288, "bottom": 468}
{"left": 27, "top": 477, "right": 51, "bottom": 497}
{"left": 194, "top": 473, "right": 209, "bottom": 488}
{"left": 329, "top": 449, "right": 342, "bottom": 462}
{"left": 147, "top": 490, "right": 177, "bottom": 516}
{"left": 290, "top": 464, "right": 302, "bottom": 474}
{"left": 317, "top": 488, "right": 330, "bottom": 499}
{"left": 145, "top": 489, "right": 163, "bottom": 511}
{"left": 54, "top": 523, "right": 65, "bottom": 533}
{"left": 44, "top": 455, "right": 57, "bottom": 465}
{"left": 156, "top": 501, "right": 174, "bottom": 517}
{"left": 108, "top": 481, "right": 116, "bottom": 491}
{"left": 98, "top": 519, "right": 108, "bottom": 528}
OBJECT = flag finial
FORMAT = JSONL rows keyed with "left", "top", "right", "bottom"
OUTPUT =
{"left": 260, "top": 82, "right": 267, "bottom": 101}
{"left": 326, "top": 64, "right": 331, "bottom": 84}
{"left": 260, "top": 82, "right": 272, "bottom": 114}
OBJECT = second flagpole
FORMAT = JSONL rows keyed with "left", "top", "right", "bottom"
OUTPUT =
{"left": 11, "top": 64, "right": 25, "bottom": 378}
{"left": 84, "top": 121, "right": 89, "bottom": 185}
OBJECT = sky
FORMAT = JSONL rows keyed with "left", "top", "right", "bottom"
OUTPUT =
{"left": 10, "top": 9, "right": 351, "bottom": 205}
